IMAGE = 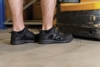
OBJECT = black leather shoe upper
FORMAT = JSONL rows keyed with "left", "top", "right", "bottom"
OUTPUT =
{"left": 10, "top": 28, "right": 35, "bottom": 45}
{"left": 39, "top": 27, "right": 73, "bottom": 41}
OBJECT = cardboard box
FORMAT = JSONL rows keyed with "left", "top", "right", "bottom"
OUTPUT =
{"left": 5, "top": 0, "right": 11, "bottom": 20}
{"left": 33, "top": 2, "right": 42, "bottom": 20}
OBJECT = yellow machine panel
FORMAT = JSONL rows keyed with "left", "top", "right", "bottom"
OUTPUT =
{"left": 61, "top": 0, "right": 100, "bottom": 11}
{"left": 57, "top": 0, "right": 100, "bottom": 39}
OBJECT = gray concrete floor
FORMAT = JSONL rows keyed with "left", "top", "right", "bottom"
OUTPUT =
{"left": 0, "top": 29, "right": 100, "bottom": 67}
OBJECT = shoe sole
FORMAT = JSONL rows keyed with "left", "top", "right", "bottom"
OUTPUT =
{"left": 10, "top": 40, "right": 35, "bottom": 45}
{"left": 39, "top": 36, "right": 73, "bottom": 44}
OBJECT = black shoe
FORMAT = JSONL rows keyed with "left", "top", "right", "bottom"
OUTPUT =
{"left": 39, "top": 27, "right": 73, "bottom": 44}
{"left": 34, "top": 33, "right": 40, "bottom": 42}
{"left": 10, "top": 28, "right": 35, "bottom": 45}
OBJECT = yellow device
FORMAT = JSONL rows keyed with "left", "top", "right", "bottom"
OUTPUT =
{"left": 57, "top": 0, "right": 100, "bottom": 39}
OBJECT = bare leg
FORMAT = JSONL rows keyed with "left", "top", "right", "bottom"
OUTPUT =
{"left": 8, "top": 0, "right": 56, "bottom": 31}
{"left": 8, "top": 0, "right": 38, "bottom": 45}
{"left": 8, "top": 0, "right": 25, "bottom": 31}
{"left": 39, "top": 0, "right": 73, "bottom": 44}
{"left": 41, "top": 0, "right": 56, "bottom": 30}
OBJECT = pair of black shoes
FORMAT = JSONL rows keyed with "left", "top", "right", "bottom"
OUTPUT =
{"left": 10, "top": 27, "right": 73, "bottom": 45}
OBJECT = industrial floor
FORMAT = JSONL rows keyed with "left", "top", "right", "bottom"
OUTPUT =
{"left": 0, "top": 29, "right": 100, "bottom": 67}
